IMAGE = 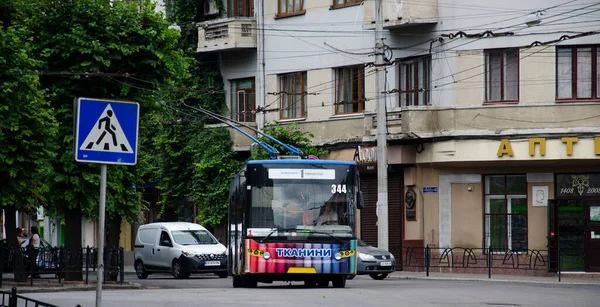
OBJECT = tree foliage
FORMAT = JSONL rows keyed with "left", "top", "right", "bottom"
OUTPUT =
{"left": 12, "top": 0, "right": 191, "bottom": 245}
{"left": 149, "top": 0, "right": 240, "bottom": 228}
{"left": 251, "top": 122, "right": 329, "bottom": 160}
{"left": 0, "top": 24, "right": 58, "bottom": 238}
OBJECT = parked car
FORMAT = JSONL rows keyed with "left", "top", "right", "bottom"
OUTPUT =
{"left": 133, "top": 222, "right": 228, "bottom": 279}
{"left": 348, "top": 240, "right": 396, "bottom": 280}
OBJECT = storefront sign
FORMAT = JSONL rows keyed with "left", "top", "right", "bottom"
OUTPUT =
{"left": 354, "top": 146, "right": 377, "bottom": 163}
{"left": 497, "top": 137, "right": 600, "bottom": 157}
{"left": 556, "top": 174, "right": 600, "bottom": 197}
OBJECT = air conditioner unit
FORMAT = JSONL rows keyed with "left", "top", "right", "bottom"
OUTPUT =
{"left": 204, "top": 0, "right": 219, "bottom": 15}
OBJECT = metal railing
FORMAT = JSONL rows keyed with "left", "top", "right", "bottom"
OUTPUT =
{"left": 0, "top": 246, "right": 124, "bottom": 288}
{"left": 399, "top": 245, "right": 599, "bottom": 282}
{"left": 0, "top": 287, "right": 82, "bottom": 307}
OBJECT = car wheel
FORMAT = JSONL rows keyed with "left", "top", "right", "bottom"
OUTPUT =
{"left": 332, "top": 275, "right": 346, "bottom": 288}
{"left": 135, "top": 260, "right": 148, "bottom": 280}
{"left": 172, "top": 260, "right": 188, "bottom": 279}
{"left": 346, "top": 274, "right": 355, "bottom": 280}
{"left": 217, "top": 271, "right": 228, "bottom": 278}
{"left": 369, "top": 273, "right": 388, "bottom": 280}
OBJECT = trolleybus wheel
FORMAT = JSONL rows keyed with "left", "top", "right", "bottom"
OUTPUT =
{"left": 317, "top": 279, "right": 329, "bottom": 288}
{"left": 233, "top": 276, "right": 243, "bottom": 288}
{"left": 332, "top": 275, "right": 346, "bottom": 288}
{"left": 243, "top": 276, "right": 257, "bottom": 288}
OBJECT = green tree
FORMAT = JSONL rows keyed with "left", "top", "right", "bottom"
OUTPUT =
{"left": 20, "top": 0, "right": 190, "bottom": 280}
{"left": 251, "top": 122, "right": 329, "bottom": 160}
{"left": 150, "top": 0, "right": 240, "bottom": 228}
{"left": 0, "top": 25, "right": 59, "bottom": 281}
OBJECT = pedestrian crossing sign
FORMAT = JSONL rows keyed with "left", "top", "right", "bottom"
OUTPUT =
{"left": 74, "top": 97, "right": 139, "bottom": 165}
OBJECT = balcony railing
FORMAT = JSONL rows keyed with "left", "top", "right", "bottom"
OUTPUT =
{"left": 197, "top": 18, "right": 257, "bottom": 52}
{"left": 364, "top": 0, "right": 438, "bottom": 30}
{"left": 364, "top": 110, "right": 403, "bottom": 137}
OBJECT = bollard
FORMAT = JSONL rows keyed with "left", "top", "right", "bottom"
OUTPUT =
{"left": 488, "top": 247, "right": 492, "bottom": 279}
{"left": 119, "top": 247, "right": 125, "bottom": 285}
{"left": 86, "top": 247, "right": 90, "bottom": 285}
{"left": 558, "top": 248, "right": 561, "bottom": 282}
{"left": 425, "top": 245, "right": 430, "bottom": 277}
{"left": 0, "top": 246, "right": 4, "bottom": 288}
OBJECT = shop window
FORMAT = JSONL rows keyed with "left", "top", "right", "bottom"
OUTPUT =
{"left": 485, "top": 48, "right": 519, "bottom": 102}
{"left": 335, "top": 65, "right": 365, "bottom": 114}
{"left": 556, "top": 45, "right": 600, "bottom": 100}
{"left": 484, "top": 174, "right": 528, "bottom": 252}
{"left": 280, "top": 72, "right": 307, "bottom": 119}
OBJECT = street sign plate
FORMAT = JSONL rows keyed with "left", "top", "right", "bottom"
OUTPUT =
{"left": 74, "top": 97, "right": 139, "bottom": 165}
{"left": 423, "top": 186, "right": 438, "bottom": 193}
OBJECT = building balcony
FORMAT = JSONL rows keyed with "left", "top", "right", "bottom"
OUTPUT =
{"left": 364, "top": 0, "right": 438, "bottom": 30}
{"left": 197, "top": 18, "right": 257, "bottom": 53}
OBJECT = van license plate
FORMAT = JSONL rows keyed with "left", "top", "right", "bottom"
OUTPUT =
{"left": 205, "top": 261, "right": 220, "bottom": 266}
{"left": 379, "top": 261, "right": 392, "bottom": 267}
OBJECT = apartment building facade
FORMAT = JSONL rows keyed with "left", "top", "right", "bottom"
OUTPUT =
{"left": 198, "top": 0, "right": 600, "bottom": 273}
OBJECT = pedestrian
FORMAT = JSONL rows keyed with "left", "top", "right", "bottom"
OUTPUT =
{"left": 16, "top": 227, "right": 27, "bottom": 247}
{"left": 27, "top": 226, "right": 41, "bottom": 278}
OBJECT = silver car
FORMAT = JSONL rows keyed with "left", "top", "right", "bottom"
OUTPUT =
{"left": 350, "top": 240, "right": 396, "bottom": 280}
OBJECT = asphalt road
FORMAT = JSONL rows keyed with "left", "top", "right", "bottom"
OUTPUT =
{"left": 21, "top": 275, "right": 599, "bottom": 307}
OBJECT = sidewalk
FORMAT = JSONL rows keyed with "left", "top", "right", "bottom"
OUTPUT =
{"left": 386, "top": 271, "right": 600, "bottom": 286}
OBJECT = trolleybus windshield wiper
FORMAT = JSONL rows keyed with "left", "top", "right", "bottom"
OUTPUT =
{"left": 258, "top": 226, "right": 298, "bottom": 243}
{"left": 259, "top": 227, "right": 345, "bottom": 244}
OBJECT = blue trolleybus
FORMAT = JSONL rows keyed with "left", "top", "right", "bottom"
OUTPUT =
{"left": 227, "top": 159, "right": 364, "bottom": 288}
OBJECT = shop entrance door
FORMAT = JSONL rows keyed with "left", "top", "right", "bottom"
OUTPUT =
{"left": 585, "top": 200, "right": 600, "bottom": 272}
{"left": 548, "top": 199, "right": 585, "bottom": 272}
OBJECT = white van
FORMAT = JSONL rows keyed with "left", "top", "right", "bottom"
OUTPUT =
{"left": 133, "top": 222, "right": 228, "bottom": 279}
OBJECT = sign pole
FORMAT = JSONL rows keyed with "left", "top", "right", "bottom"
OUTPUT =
{"left": 96, "top": 164, "right": 107, "bottom": 307}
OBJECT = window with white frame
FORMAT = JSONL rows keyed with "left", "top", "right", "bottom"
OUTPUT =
{"left": 230, "top": 78, "right": 255, "bottom": 122}
{"left": 485, "top": 49, "right": 519, "bottom": 102}
{"left": 556, "top": 46, "right": 600, "bottom": 100}
{"left": 280, "top": 72, "right": 307, "bottom": 119}
{"left": 484, "top": 175, "right": 528, "bottom": 252}
{"left": 335, "top": 65, "right": 365, "bottom": 114}
{"left": 398, "top": 55, "right": 431, "bottom": 106}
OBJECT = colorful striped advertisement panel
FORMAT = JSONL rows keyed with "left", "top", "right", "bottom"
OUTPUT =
{"left": 244, "top": 239, "right": 357, "bottom": 274}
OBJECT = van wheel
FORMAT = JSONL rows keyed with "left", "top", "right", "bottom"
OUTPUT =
{"left": 135, "top": 260, "right": 148, "bottom": 279}
{"left": 172, "top": 260, "right": 188, "bottom": 279}
{"left": 217, "top": 271, "right": 228, "bottom": 278}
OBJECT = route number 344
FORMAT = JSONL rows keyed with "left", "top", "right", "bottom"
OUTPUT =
{"left": 331, "top": 184, "right": 347, "bottom": 194}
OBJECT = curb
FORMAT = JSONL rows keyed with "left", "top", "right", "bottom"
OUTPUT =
{"left": 0, "top": 283, "right": 143, "bottom": 294}
{"left": 385, "top": 275, "right": 600, "bottom": 287}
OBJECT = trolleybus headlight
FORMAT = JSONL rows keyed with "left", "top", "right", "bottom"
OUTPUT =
{"left": 263, "top": 251, "right": 271, "bottom": 260}
{"left": 334, "top": 252, "right": 342, "bottom": 261}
